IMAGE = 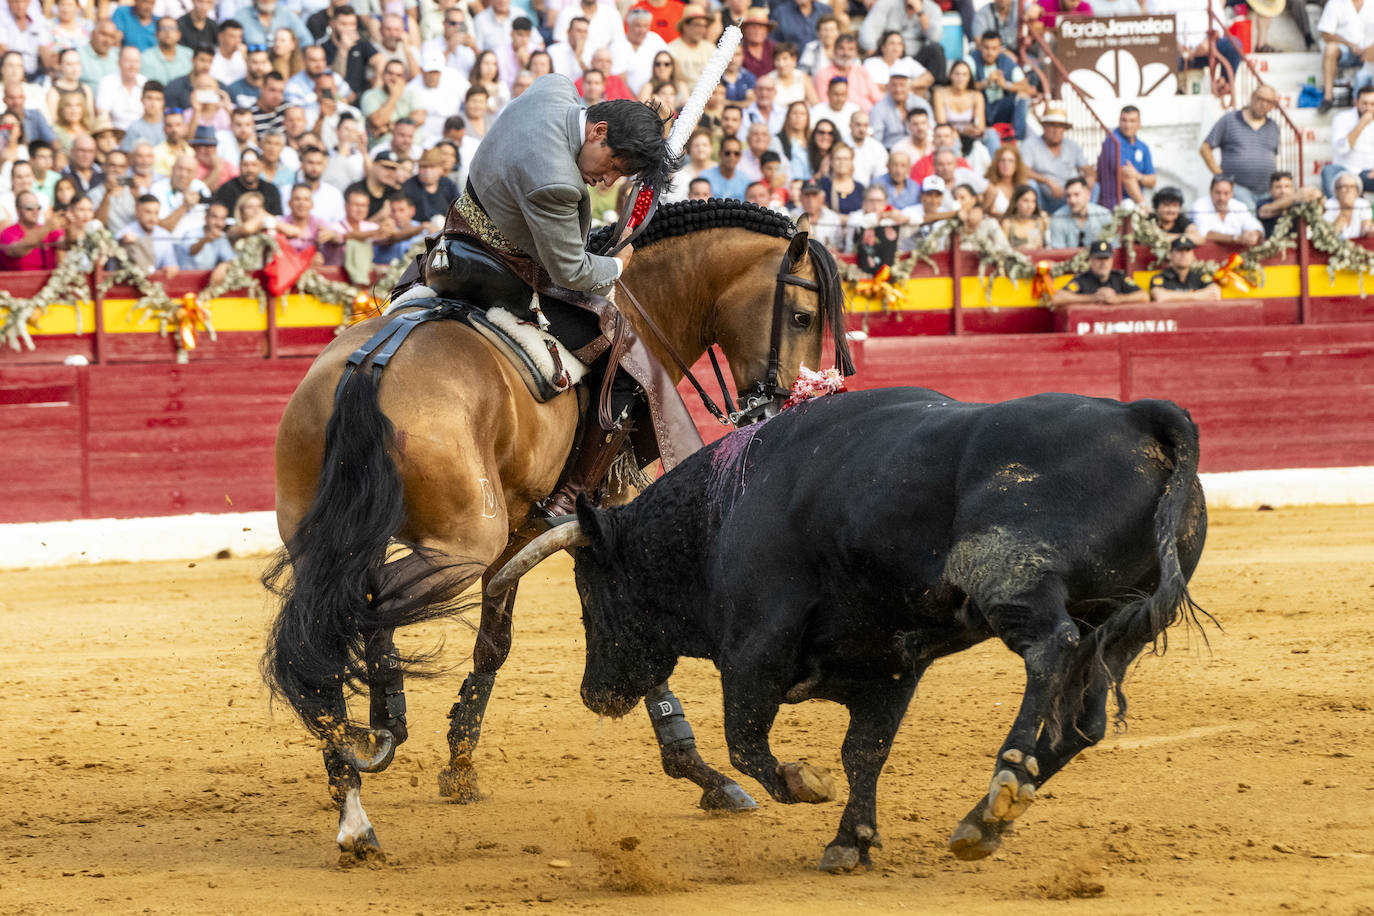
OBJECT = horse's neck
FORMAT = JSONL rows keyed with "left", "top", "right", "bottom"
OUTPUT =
{"left": 620, "top": 229, "right": 764, "bottom": 379}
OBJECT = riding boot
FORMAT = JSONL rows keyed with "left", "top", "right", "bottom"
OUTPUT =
{"left": 538, "top": 417, "right": 635, "bottom": 522}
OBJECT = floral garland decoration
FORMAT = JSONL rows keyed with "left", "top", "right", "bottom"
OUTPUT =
{"left": 0, "top": 232, "right": 96, "bottom": 351}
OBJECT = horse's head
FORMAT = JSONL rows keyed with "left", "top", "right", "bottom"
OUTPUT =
{"left": 712, "top": 217, "right": 854, "bottom": 423}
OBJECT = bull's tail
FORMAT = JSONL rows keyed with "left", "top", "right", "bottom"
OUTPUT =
{"left": 261, "top": 369, "right": 478, "bottom": 739}
{"left": 1054, "top": 401, "right": 1211, "bottom": 736}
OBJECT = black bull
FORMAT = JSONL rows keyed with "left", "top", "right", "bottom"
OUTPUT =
{"left": 491, "top": 387, "right": 1210, "bottom": 872}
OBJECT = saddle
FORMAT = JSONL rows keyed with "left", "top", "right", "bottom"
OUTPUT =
{"left": 368, "top": 297, "right": 587, "bottom": 403}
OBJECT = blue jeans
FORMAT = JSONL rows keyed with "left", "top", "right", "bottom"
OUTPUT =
{"left": 1181, "top": 35, "right": 1243, "bottom": 79}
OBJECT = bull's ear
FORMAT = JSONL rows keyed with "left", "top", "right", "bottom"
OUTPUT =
{"left": 795, "top": 214, "right": 811, "bottom": 235}
{"left": 787, "top": 231, "right": 809, "bottom": 272}
{"left": 574, "top": 495, "right": 613, "bottom": 555}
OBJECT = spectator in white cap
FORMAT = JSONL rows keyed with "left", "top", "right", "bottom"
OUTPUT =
{"left": 410, "top": 47, "right": 469, "bottom": 145}
{"left": 905, "top": 173, "right": 956, "bottom": 248}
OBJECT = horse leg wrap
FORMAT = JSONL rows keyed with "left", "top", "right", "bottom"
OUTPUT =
{"left": 645, "top": 686, "right": 697, "bottom": 754}
{"left": 366, "top": 641, "right": 408, "bottom": 746}
{"left": 319, "top": 695, "right": 361, "bottom": 804}
{"left": 446, "top": 671, "right": 496, "bottom": 758}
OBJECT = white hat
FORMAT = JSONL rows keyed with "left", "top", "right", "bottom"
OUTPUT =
{"left": 422, "top": 48, "right": 446, "bottom": 72}
{"left": 921, "top": 175, "right": 947, "bottom": 194}
{"left": 888, "top": 59, "right": 917, "bottom": 80}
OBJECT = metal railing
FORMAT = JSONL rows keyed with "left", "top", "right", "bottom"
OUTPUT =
{"left": 1204, "top": 5, "right": 1305, "bottom": 186}
{"left": 1022, "top": 30, "right": 1123, "bottom": 209}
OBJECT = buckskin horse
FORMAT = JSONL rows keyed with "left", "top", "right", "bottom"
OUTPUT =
{"left": 261, "top": 200, "right": 853, "bottom": 860}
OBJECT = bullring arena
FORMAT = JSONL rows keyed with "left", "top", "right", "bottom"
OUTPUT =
{"left": 2, "top": 500, "right": 1371, "bottom": 913}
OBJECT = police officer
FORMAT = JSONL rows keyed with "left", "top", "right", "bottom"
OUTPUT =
{"left": 1052, "top": 240, "right": 1149, "bottom": 306}
{"left": 1149, "top": 237, "right": 1222, "bottom": 302}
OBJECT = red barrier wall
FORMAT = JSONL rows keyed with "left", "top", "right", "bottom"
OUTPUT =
{"left": 4, "top": 323, "right": 1372, "bottom": 524}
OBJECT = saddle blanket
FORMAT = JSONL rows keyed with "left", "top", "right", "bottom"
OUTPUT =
{"left": 385, "top": 285, "right": 587, "bottom": 402}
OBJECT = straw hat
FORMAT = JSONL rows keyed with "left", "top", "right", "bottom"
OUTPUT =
{"left": 677, "top": 4, "right": 710, "bottom": 31}
{"left": 89, "top": 115, "right": 125, "bottom": 140}
{"left": 418, "top": 147, "right": 446, "bottom": 166}
{"left": 740, "top": 7, "right": 776, "bottom": 29}
{"left": 1040, "top": 103, "right": 1071, "bottom": 127}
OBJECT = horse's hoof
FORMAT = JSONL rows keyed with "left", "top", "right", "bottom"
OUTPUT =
{"left": 948, "top": 820, "right": 1002, "bottom": 861}
{"left": 438, "top": 761, "right": 484, "bottom": 803}
{"left": 337, "top": 828, "right": 386, "bottom": 867}
{"left": 817, "top": 844, "right": 861, "bottom": 873}
{"left": 700, "top": 783, "right": 757, "bottom": 812}
{"left": 778, "top": 761, "right": 834, "bottom": 803}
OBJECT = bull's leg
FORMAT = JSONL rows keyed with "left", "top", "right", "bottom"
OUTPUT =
{"left": 721, "top": 672, "right": 834, "bottom": 806}
{"left": 949, "top": 589, "right": 1081, "bottom": 858}
{"left": 438, "top": 582, "right": 515, "bottom": 802}
{"left": 643, "top": 683, "right": 757, "bottom": 811}
{"left": 949, "top": 683, "right": 1109, "bottom": 860}
{"left": 817, "top": 679, "right": 917, "bottom": 874}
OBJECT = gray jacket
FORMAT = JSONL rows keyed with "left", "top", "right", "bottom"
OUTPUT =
{"left": 467, "top": 75, "right": 620, "bottom": 292}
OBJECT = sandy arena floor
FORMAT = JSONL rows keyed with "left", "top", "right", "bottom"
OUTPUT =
{"left": 1, "top": 505, "right": 1372, "bottom": 915}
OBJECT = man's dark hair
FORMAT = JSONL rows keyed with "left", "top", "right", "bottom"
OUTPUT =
{"left": 1360, "top": 85, "right": 1374, "bottom": 99}
{"left": 465, "top": 85, "right": 488, "bottom": 100}
{"left": 265, "top": 70, "right": 285, "bottom": 83}
{"left": 136, "top": 193, "right": 159, "bottom": 206}
{"left": 1269, "top": 170, "right": 1293, "bottom": 186}
{"left": 688, "top": 176, "right": 711, "bottom": 193}
{"left": 980, "top": 29, "right": 1001, "bottom": 41}
{"left": 586, "top": 99, "right": 678, "bottom": 190}
{"left": 834, "top": 33, "right": 857, "bottom": 48}
{"left": 28, "top": 139, "right": 52, "bottom": 157}
{"left": 773, "top": 41, "right": 797, "bottom": 58}
{"left": 723, "top": 104, "right": 742, "bottom": 117}
{"left": 759, "top": 150, "right": 780, "bottom": 166}
{"left": 394, "top": 117, "right": 415, "bottom": 128}
{"left": 1121, "top": 104, "right": 1140, "bottom": 116}
{"left": 221, "top": 18, "right": 242, "bottom": 31}
{"left": 290, "top": 182, "right": 313, "bottom": 196}
{"left": 569, "top": 15, "right": 589, "bottom": 28}
{"left": 143, "top": 81, "right": 166, "bottom": 96}
{"left": 301, "top": 146, "right": 325, "bottom": 157}
{"left": 443, "top": 114, "right": 466, "bottom": 132}
{"left": 192, "top": 44, "right": 214, "bottom": 58}
{"left": 1209, "top": 173, "right": 1234, "bottom": 189}
{"left": 1065, "top": 176, "right": 1088, "bottom": 192}
{"left": 1152, "top": 185, "right": 1183, "bottom": 206}
{"left": 332, "top": 5, "right": 357, "bottom": 20}
{"left": 232, "top": 106, "right": 254, "bottom": 118}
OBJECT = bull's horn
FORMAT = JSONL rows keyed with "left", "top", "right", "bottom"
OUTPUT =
{"left": 487, "top": 522, "right": 590, "bottom": 596}
{"left": 337, "top": 726, "right": 396, "bottom": 773}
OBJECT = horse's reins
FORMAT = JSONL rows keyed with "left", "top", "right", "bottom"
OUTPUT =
{"left": 611, "top": 244, "right": 819, "bottom": 428}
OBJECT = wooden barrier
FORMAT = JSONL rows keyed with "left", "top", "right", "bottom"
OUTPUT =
{"left": 1053, "top": 299, "right": 1267, "bottom": 335}
{"left": 6, "top": 323, "right": 1371, "bottom": 524}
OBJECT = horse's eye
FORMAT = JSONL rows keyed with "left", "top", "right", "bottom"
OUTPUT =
{"left": 791, "top": 311, "right": 814, "bottom": 330}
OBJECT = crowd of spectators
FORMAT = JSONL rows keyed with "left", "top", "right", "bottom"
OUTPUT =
{"left": 0, "top": 0, "right": 1370, "bottom": 283}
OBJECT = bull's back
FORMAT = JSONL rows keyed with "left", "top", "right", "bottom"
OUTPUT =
{"left": 708, "top": 388, "right": 1199, "bottom": 606}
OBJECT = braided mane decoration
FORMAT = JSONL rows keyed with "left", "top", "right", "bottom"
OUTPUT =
{"left": 587, "top": 199, "right": 854, "bottom": 376}
{"left": 587, "top": 199, "right": 795, "bottom": 251}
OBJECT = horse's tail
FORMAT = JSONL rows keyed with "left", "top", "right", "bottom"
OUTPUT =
{"left": 261, "top": 369, "right": 477, "bottom": 739}
{"left": 1053, "top": 400, "right": 1211, "bottom": 737}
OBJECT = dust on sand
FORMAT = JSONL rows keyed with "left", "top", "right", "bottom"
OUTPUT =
{"left": 1, "top": 506, "right": 1372, "bottom": 914}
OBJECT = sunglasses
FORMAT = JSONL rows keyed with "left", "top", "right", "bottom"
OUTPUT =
{"left": 721, "top": 150, "right": 742, "bottom": 156}
{"left": 245, "top": 44, "right": 267, "bottom": 53}
{"left": 814, "top": 129, "right": 834, "bottom": 136}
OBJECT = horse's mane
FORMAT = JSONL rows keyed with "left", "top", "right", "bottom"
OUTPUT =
{"left": 586, "top": 199, "right": 795, "bottom": 251}
{"left": 587, "top": 198, "right": 854, "bottom": 377}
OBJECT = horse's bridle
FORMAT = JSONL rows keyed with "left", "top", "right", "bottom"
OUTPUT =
{"left": 613, "top": 243, "right": 820, "bottom": 429}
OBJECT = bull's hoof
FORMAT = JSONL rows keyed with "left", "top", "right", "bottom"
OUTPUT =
{"left": 986, "top": 767, "right": 1037, "bottom": 822}
{"left": 948, "top": 802, "right": 1015, "bottom": 861}
{"left": 817, "top": 844, "right": 861, "bottom": 873}
{"left": 337, "top": 827, "right": 386, "bottom": 867}
{"left": 778, "top": 761, "right": 835, "bottom": 803}
{"left": 700, "top": 783, "right": 758, "bottom": 812}
{"left": 437, "top": 759, "right": 485, "bottom": 803}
